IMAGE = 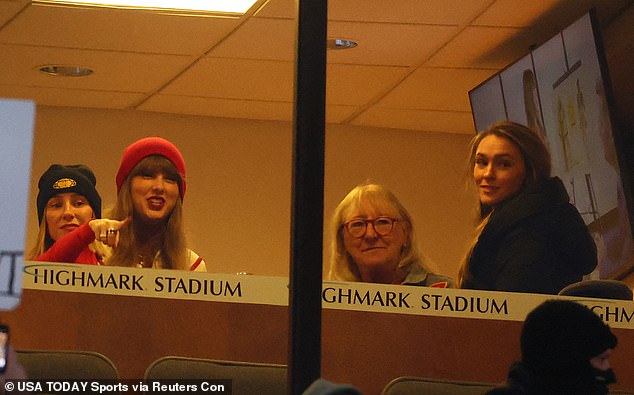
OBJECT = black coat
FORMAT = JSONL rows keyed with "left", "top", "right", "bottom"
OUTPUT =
{"left": 462, "top": 177, "right": 597, "bottom": 294}
{"left": 485, "top": 362, "right": 611, "bottom": 395}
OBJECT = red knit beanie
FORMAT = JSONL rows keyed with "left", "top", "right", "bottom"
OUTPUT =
{"left": 116, "top": 137, "right": 186, "bottom": 198}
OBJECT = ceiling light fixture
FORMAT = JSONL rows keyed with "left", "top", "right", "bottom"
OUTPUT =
{"left": 327, "top": 39, "right": 358, "bottom": 50}
{"left": 34, "top": 0, "right": 258, "bottom": 14}
{"left": 38, "top": 65, "right": 94, "bottom": 77}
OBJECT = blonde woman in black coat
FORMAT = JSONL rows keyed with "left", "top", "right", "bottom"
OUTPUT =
{"left": 459, "top": 121, "right": 597, "bottom": 294}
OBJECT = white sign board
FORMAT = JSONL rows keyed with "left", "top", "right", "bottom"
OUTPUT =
{"left": 0, "top": 99, "right": 35, "bottom": 310}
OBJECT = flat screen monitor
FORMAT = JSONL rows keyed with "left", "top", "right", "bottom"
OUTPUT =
{"left": 469, "top": 11, "right": 634, "bottom": 280}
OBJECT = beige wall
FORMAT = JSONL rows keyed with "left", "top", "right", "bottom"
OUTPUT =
{"left": 28, "top": 105, "right": 474, "bottom": 279}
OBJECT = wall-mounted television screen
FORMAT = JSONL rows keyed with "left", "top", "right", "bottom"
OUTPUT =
{"left": 469, "top": 10, "right": 634, "bottom": 280}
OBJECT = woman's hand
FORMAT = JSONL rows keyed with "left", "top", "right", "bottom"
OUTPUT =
{"left": 89, "top": 217, "right": 130, "bottom": 248}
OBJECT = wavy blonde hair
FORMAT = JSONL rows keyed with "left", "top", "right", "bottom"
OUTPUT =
{"left": 106, "top": 155, "right": 187, "bottom": 270}
{"left": 328, "top": 183, "right": 433, "bottom": 281}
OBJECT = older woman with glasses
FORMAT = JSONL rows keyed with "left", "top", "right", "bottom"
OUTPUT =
{"left": 328, "top": 183, "right": 452, "bottom": 286}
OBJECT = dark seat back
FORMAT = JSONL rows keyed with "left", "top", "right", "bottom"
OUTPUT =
{"left": 381, "top": 376, "right": 496, "bottom": 395}
{"left": 144, "top": 356, "right": 286, "bottom": 395}
{"left": 559, "top": 280, "right": 633, "bottom": 300}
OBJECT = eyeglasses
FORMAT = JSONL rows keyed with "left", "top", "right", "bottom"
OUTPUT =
{"left": 343, "top": 216, "right": 398, "bottom": 238}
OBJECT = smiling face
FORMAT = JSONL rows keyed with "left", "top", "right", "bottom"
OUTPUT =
{"left": 342, "top": 201, "right": 407, "bottom": 283}
{"left": 45, "top": 192, "right": 94, "bottom": 241}
{"left": 131, "top": 171, "right": 179, "bottom": 224}
{"left": 473, "top": 134, "right": 527, "bottom": 207}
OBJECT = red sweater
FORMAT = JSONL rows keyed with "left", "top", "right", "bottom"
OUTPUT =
{"left": 34, "top": 223, "right": 100, "bottom": 265}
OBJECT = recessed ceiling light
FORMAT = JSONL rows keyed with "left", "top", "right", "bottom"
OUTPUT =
{"left": 38, "top": 65, "right": 94, "bottom": 77}
{"left": 34, "top": 0, "right": 258, "bottom": 14}
{"left": 327, "top": 39, "right": 358, "bottom": 50}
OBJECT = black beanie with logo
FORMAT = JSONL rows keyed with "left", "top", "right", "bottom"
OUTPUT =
{"left": 520, "top": 300, "right": 617, "bottom": 373}
{"left": 36, "top": 164, "right": 102, "bottom": 223}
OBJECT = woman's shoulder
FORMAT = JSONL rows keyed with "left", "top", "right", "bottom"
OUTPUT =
{"left": 423, "top": 273, "right": 454, "bottom": 288}
{"left": 510, "top": 200, "right": 589, "bottom": 241}
{"left": 490, "top": 177, "right": 571, "bottom": 227}
{"left": 490, "top": 198, "right": 585, "bottom": 242}
{"left": 186, "top": 249, "right": 207, "bottom": 272}
{"left": 403, "top": 263, "right": 454, "bottom": 288}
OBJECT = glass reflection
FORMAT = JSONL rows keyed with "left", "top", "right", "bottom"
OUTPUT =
{"left": 0, "top": 0, "right": 296, "bottom": 277}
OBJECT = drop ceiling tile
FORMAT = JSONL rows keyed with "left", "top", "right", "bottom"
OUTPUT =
{"left": 0, "top": 84, "right": 146, "bottom": 109}
{"left": 0, "top": 44, "right": 195, "bottom": 92}
{"left": 351, "top": 107, "right": 475, "bottom": 134}
{"left": 326, "top": 63, "right": 409, "bottom": 106}
{"left": 0, "top": 3, "right": 241, "bottom": 55}
{"left": 255, "top": 0, "right": 486, "bottom": 24}
{"left": 0, "top": 0, "right": 620, "bottom": 136}
{"left": 0, "top": 0, "right": 29, "bottom": 4}
{"left": 143, "top": 94, "right": 365, "bottom": 126}
{"left": 209, "top": 17, "right": 295, "bottom": 61}
{"left": 253, "top": 0, "right": 294, "bottom": 19}
{"left": 139, "top": 94, "right": 293, "bottom": 122}
{"left": 425, "top": 26, "right": 527, "bottom": 68}
{"left": 161, "top": 58, "right": 295, "bottom": 102}
{"left": 377, "top": 67, "right": 495, "bottom": 112}
{"left": 327, "top": 21, "right": 459, "bottom": 66}
{"left": 328, "top": 0, "right": 490, "bottom": 25}
{"left": 472, "top": 0, "right": 560, "bottom": 27}
{"left": 0, "top": 1, "right": 26, "bottom": 24}
{"left": 326, "top": 104, "right": 359, "bottom": 124}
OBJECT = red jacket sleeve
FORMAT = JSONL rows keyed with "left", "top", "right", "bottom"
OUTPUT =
{"left": 34, "top": 223, "right": 96, "bottom": 263}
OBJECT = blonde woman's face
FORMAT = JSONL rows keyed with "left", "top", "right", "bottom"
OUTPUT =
{"left": 342, "top": 202, "right": 407, "bottom": 278}
{"left": 45, "top": 193, "right": 94, "bottom": 241}
{"left": 131, "top": 172, "right": 179, "bottom": 223}
{"left": 473, "top": 134, "right": 527, "bottom": 207}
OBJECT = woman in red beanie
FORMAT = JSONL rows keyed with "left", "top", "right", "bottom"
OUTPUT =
{"left": 91, "top": 137, "right": 205, "bottom": 271}
{"left": 29, "top": 164, "right": 107, "bottom": 264}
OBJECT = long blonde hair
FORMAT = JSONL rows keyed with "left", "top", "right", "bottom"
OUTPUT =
{"left": 106, "top": 155, "right": 187, "bottom": 270}
{"left": 328, "top": 183, "right": 433, "bottom": 281}
{"left": 458, "top": 121, "right": 552, "bottom": 287}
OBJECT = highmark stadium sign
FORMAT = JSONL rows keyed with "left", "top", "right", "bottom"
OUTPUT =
{"left": 23, "top": 262, "right": 634, "bottom": 329}
{"left": 22, "top": 262, "right": 281, "bottom": 305}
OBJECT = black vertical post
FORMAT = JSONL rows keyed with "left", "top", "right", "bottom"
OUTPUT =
{"left": 288, "top": 0, "right": 327, "bottom": 394}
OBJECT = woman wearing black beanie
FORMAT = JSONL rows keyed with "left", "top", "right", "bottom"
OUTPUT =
{"left": 28, "top": 164, "right": 106, "bottom": 264}
{"left": 486, "top": 300, "right": 618, "bottom": 395}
